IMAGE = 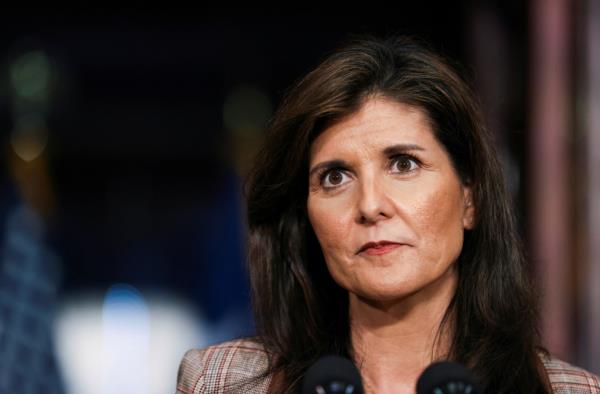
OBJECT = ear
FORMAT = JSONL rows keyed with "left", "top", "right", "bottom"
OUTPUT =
{"left": 462, "top": 186, "right": 476, "bottom": 230}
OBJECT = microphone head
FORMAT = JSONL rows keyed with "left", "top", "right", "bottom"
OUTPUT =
{"left": 302, "top": 355, "right": 364, "bottom": 394}
{"left": 416, "top": 361, "right": 479, "bottom": 394}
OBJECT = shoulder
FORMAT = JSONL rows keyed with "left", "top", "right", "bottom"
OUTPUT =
{"left": 176, "top": 337, "right": 273, "bottom": 394}
{"left": 540, "top": 353, "right": 600, "bottom": 393}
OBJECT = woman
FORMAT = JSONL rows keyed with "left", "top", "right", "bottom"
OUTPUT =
{"left": 176, "top": 36, "right": 600, "bottom": 393}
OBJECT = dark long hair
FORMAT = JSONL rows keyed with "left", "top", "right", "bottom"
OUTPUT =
{"left": 246, "top": 36, "right": 547, "bottom": 393}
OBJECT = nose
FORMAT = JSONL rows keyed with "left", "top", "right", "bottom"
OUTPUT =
{"left": 355, "top": 177, "right": 395, "bottom": 225}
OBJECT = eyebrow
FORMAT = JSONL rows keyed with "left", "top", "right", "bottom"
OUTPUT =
{"left": 308, "top": 143, "right": 426, "bottom": 177}
{"left": 383, "top": 143, "right": 425, "bottom": 156}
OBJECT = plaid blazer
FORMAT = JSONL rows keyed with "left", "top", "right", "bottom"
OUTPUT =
{"left": 176, "top": 338, "right": 600, "bottom": 393}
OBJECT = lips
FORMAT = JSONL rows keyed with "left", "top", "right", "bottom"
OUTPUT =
{"left": 357, "top": 241, "right": 405, "bottom": 256}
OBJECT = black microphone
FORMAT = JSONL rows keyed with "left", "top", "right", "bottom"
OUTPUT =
{"left": 302, "top": 355, "right": 364, "bottom": 394}
{"left": 416, "top": 361, "right": 479, "bottom": 394}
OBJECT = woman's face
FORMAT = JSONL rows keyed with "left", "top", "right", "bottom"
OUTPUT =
{"left": 307, "top": 98, "right": 475, "bottom": 303}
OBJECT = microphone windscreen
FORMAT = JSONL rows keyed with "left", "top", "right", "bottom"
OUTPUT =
{"left": 416, "top": 361, "right": 479, "bottom": 394}
{"left": 302, "top": 355, "right": 364, "bottom": 394}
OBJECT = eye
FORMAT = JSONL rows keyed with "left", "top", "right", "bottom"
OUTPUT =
{"left": 321, "top": 169, "right": 351, "bottom": 189}
{"left": 390, "top": 155, "right": 420, "bottom": 173}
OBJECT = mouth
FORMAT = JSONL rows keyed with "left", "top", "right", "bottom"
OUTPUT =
{"left": 357, "top": 241, "right": 405, "bottom": 256}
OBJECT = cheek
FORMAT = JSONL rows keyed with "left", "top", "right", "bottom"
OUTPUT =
{"left": 308, "top": 200, "right": 347, "bottom": 248}
{"left": 307, "top": 197, "right": 355, "bottom": 263}
{"left": 409, "top": 182, "right": 466, "bottom": 259}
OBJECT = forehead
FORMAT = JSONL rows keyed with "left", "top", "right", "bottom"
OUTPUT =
{"left": 309, "top": 98, "right": 439, "bottom": 163}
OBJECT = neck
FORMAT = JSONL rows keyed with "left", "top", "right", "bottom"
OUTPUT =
{"left": 349, "top": 266, "right": 457, "bottom": 394}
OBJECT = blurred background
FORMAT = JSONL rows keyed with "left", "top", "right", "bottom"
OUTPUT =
{"left": 0, "top": 2, "right": 598, "bottom": 393}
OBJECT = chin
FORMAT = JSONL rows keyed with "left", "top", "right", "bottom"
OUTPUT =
{"left": 350, "top": 280, "right": 423, "bottom": 304}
